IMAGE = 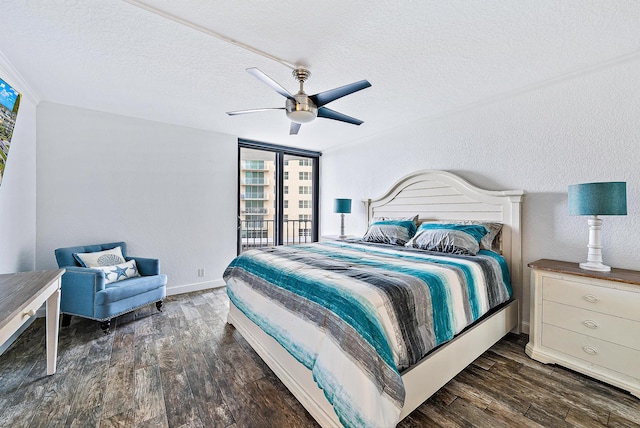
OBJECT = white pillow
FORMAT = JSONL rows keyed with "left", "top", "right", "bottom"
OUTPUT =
{"left": 93, "top": 260, "right": 140, "bottom": 284}
{"left": 74, "top": 246, "right": 125, "bottom": 267}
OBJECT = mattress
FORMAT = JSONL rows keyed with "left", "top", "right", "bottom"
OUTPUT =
{"left": 223, "top": 240, "right": 512, "bottom": 428}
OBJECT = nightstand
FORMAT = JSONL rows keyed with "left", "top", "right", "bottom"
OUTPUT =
{"left": 526, "top": 259, "right": 640, "bottom": 398}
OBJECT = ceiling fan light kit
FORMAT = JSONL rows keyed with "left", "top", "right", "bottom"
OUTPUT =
{"left": 227, "top": 67, "right": 371, "bottom": 135}
{"left": 286, "top": 96, "right": 317, "bottom": 123}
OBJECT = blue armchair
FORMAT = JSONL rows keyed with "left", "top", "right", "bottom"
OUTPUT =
{"left": 54, "top": 242, "right": 167, "bottom": 333}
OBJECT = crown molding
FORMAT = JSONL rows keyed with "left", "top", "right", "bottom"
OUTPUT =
{"left": 0, "top": 51, "right": 41, "bottom": 105}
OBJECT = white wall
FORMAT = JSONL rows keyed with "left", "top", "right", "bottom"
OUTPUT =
{"left": 0, "top": 58, "right": 37, "bottom": 273}
{"left": 36, "top": 102, "right": 238, "bottom": 295}
{"left": 320, "top": 56, "right": 640, "bottom": 332}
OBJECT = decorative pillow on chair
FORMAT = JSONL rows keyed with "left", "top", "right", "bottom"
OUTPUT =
{"left": 93, "top": 260, "right": 140, "bottom": 284}
{"left": 74, "top": 246, "right": 125, "bottom": 267}
{"left": 362, "top": 220, "right": 417, "bottom": 245}
{"left": 405, "top": 223, "right": 489, "bottom": 255}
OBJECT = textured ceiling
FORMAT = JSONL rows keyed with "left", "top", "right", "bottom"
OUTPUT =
{"left": 2, "top": 1, "right": 640, "bottom": 151}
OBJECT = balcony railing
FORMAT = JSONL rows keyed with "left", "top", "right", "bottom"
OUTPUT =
{"left": 241, "top": 161, "right": 270, "bottom": 171}
{"left": 240, "top": 219, "right": 314, "bottom": 253}
{"left": 241, "top": 207, "right": 269, "bottom": 215}
{"left": 241, "top": 178, "right": 269, "bottom": 185}
{"left": 241, "top": 192, "right": 269, "bottom": 200}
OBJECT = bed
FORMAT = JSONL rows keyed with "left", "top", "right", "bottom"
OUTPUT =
{"left": 225, "top": 169, "right": 524, "bottom": 427}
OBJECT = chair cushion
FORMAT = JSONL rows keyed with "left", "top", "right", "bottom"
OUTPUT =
{"left": 96, "top": 274, "right": 167, "bottom": 305}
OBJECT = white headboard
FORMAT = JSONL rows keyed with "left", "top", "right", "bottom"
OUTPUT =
{"left": 363, "top": 170, "right": 525, "bottom": 322}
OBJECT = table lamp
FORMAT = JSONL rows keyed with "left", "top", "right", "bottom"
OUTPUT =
{"left": 568, "top": 181, "right": 627, "bottom": 272}
{"left": 334, "top": 198, "right": 352, "bottom": 239}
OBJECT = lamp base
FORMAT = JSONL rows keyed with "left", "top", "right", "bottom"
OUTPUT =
{"left": 579, "top": 215, "right": 611, "bottom": 272}
{"left": 579, "top": 261, "right": 611, "bottom": 272}
{"left": 339, "top": 213, "right": 346, "bottom": 239}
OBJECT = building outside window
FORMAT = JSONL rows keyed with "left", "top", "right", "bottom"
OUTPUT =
{"left": 244, "top": 171, "right": 266, "bottom": 185}
{"left": 244, "top": 200, "right": 266, "bottom": 214}
{"left": 244, "top": 185, "right": 265, "bottom": 199}
{"left": 243, "top": 160, "right": 265, "bottom": 170}
{"left": 239, "top": 142, "right": 319, "bottom": 253}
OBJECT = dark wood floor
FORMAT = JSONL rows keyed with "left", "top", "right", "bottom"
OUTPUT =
{"left": 1, "top": 288, "right": 639, "bottom": 428}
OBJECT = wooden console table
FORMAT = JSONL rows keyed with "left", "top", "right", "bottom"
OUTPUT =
{"left": 0, "top": 269, "right": 65, "bottom": 375}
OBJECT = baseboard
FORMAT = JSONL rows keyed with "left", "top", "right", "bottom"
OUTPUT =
{"left": 166, "top": 278, "right": 225, "bottom": 296}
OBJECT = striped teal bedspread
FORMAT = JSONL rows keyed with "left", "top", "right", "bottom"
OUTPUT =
{"left": 223, "top": 241, "right": 512, "bottom": 428}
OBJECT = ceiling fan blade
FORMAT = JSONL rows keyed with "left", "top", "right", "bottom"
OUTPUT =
{"left": 310, "top": 80, "right": 371, "bottom": 107}
{"left": 317, "top": 107, "right": 363, "bottom": 125}
{"left": 290, "top": 122, "right": 301, "bottom": 135}
{"left": 246, "top": 68, "right": 295, "bottom": 100}
{"left": 226, "top": 107, "right": 284, "bottom": 116}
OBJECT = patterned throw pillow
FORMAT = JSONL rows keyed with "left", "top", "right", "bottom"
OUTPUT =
{"left": 422, "top": 220, "right": 503, "bottom": 252}
{"left": 73, "top": 246, "right": 125, "bottom": 267}
{"left": 362, "top": 220, "right": 417, "bottom": 245}
{"left": 405, "top": 223, "right": 489, "bottom": 255}
{"left": 93, "top": 260, "right": 140, "bottom": 284}
{"left": 370, "top": 214, "right": 419, "bottom": 228}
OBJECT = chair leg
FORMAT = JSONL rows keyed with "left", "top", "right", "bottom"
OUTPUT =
{"left": 100, "top": 320, "right": 111, "bottom": 334}
{"left": 61, "top": 314, "right": 72, "bottom": 327}
{"left": 156, "top": 301, "right": 163, "bottom": 312}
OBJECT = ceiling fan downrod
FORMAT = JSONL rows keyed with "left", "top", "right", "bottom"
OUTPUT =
{"left": 293, "top": 68, "right": 311, "bottom": 93}
{"left": 287, "top": 68, "right": 317, "bottom": 123}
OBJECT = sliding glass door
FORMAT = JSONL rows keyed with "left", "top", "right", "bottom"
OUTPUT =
{"left": 238, "top": 141, "right": 320, "bottom": 254}
{"left": 239, "top": 149, "right": 275, "bottom": 250}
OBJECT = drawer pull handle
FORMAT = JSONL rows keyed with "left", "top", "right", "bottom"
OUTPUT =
{"left": 23, "top": 309, "right": 36, "bottom": 317}
{"left": 583, "top": 320, "right": 599, "bottom": 329}
{"left": 582, "top": 346, "right": 598, "bottom": 355}
{"left": 583, "top": 294, "right": 599, "bottom": 303}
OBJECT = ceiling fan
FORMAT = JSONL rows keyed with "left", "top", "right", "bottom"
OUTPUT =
{"left": 227, "top": 68, "right": 371, "bottom": 135}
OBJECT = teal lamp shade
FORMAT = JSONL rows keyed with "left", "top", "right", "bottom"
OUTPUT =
{"left": 334, "top": 198, "right": 352, "bottom": 214}
{"left": 568, "top": 182, "right": 627, "bottom": 216}
{"left": 568, "top": 181, "right": 627, "bottom": 272}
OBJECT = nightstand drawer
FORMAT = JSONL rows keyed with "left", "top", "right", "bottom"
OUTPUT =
{"left": 543, "top": 301, "right": 640, "bottom": 350}
{"left": 542, "top": 324, "right": 640, "bottom": 379}
{"left": 542, "top": 276, "right": 640, "bottom": 321}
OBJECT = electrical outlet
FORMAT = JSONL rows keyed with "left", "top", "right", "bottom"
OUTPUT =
{"left": 197, "top": 268, "right": 205, "bottom": 277}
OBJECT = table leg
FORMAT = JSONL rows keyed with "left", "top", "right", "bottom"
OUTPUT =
{"left": 46, "top": 280, "right": 61, "bottom": 375}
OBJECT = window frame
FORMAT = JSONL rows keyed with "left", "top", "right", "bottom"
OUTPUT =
{"left": 238, "top": 139, "right": 320, "bottom": 254}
